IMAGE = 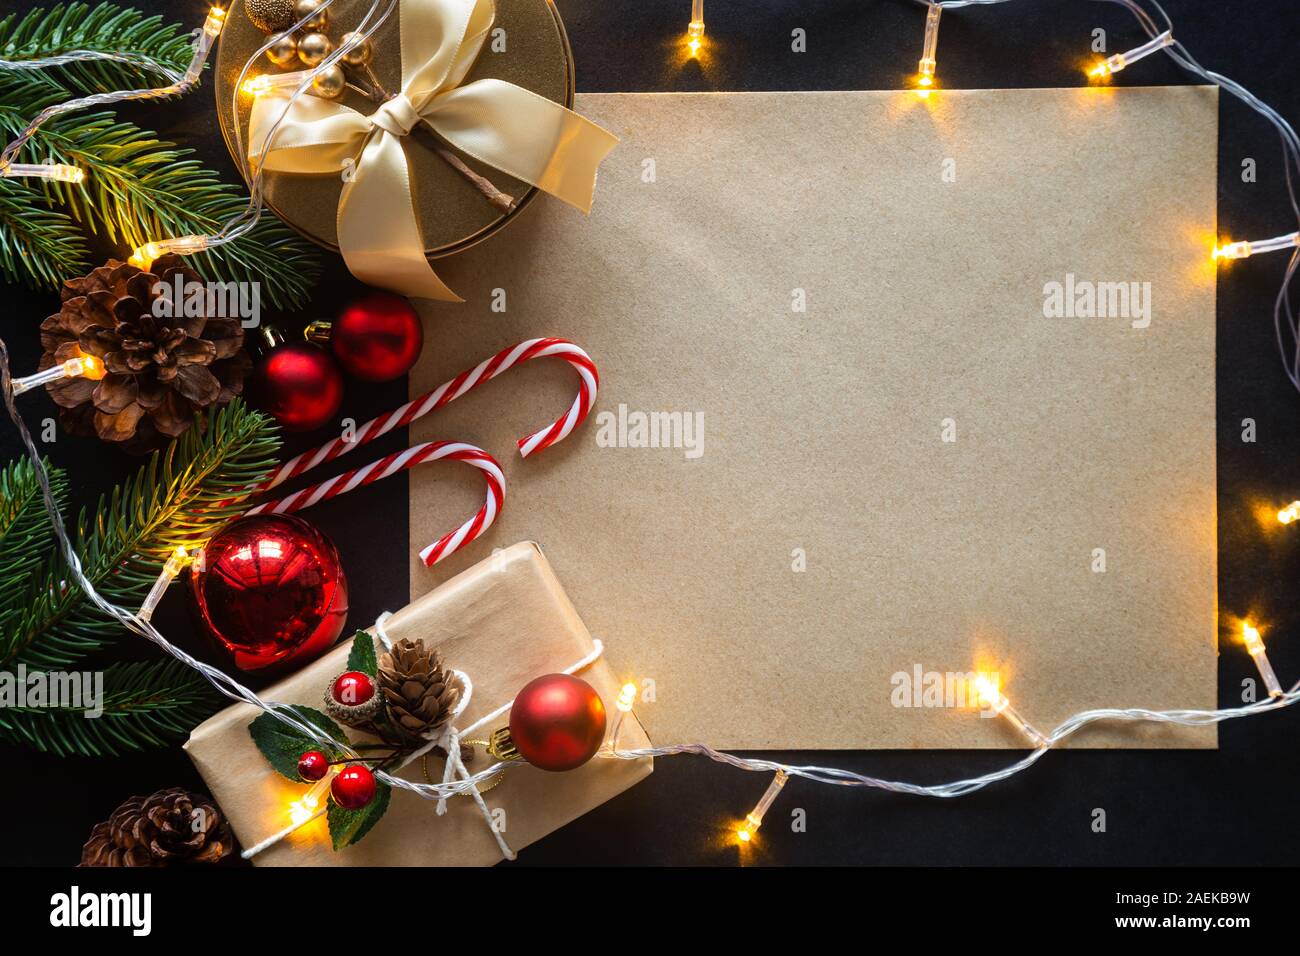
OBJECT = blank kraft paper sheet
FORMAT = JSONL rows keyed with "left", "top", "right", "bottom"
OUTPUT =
{"left": 407, "top": 87, "right": 1219, "bottom": 749}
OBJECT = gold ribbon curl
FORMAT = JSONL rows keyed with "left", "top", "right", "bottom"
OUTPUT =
{"left": 247, "top": 0, "right": 619, "bottom": 301}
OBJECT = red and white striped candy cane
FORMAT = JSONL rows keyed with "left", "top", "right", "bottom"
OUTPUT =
{"left": 258, "top": 338, "right": 598, "bottom": 494}
{"left": 244, "top": 442, "right": 505, "bottom": 567}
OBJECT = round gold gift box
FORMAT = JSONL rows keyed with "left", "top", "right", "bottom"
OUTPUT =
{"left": 214, "top": 0, "right": 575, "bottom": 259}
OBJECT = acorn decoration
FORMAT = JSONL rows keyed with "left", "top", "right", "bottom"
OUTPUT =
{"left": 244, "top": 0, "right": 296, "bottom": 33}
{"left": 324, "top": 670, "right": 382, "bottom": 726}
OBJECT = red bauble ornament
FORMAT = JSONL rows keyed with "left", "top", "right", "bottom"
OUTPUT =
{"left": 331, "top": 764, "right": 377, "bottom": 809}
{"left": 508, "top": 674, "right": 607, "bottom": 772}
{"left": 298, "top": 750, "right": 329, "bottom": 782}
{"left": 189, "top": 515, "right": 348, "bottom": 672}
{"left": 332, "top": 671, "right": 375, "bottom": 706}
{"left": 311, "top": 292, "right": 423, "bottom": 382}
{"left": 250, "top": 333, "right": 343, "bottom": 432}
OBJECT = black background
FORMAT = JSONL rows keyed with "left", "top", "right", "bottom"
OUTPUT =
{"left": 3, "top": 0, "right": 1300, "bottom": 867}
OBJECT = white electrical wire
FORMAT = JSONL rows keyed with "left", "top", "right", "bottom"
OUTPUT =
{"left": 0, "top": 11, "right": 222, "bottom": 179}
{"left": 0, "top": 0, "right": 1297, "bottom": 845}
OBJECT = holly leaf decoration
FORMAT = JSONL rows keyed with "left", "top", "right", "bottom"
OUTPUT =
{"left": 346, "top": 630, "right": 378, "bottom": 677}
{"left": 327, "top": 778, "right": 392, "bottom": 850}
{"left": 249, "top": 705, "right": 345, "bottom": 781}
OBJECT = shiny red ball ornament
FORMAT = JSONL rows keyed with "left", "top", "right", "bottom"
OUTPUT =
{"left": 331, "top": 764, "right": 377, "bottom": 809}
{"left": 298, "top": 750, "right": 329, "bottom": 782}
{"left": 250, "top": 340, "right": 343, "bottom": 432}
{"left": 189, "top": 515, "right": 348, "bottom": 672}
{"left": 332, "top": 671, "right": 375, "bottom": 706}
{"left": 328, "top": 292, "right": 423, "bottom": 381}
{"left": 508, "top": 674, "right": 607, "bottom": 772}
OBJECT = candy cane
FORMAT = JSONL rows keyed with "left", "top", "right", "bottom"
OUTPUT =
{"left": 244, "top": 442, "right": 505, "bottom": 566}
{"left": 258, "top": 338, "right": 598, "bottom": 494}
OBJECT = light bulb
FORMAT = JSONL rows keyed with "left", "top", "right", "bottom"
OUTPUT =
{"left": 128, "top": 235, "right": 210, "bottom": 270}
{"left": 182, "top": 6, "right": 229, "bottom": 85}
{"left": 0, "top": 161, "right": 85, "bottom": 184}
{"left": 9, "top": 353, "right": 105, "bottom": 396}
{"left": 241, "top": 71, "right": 314, "bottom": 98}
{"left": 204, "top": 6, "right": 227, "bottom": 37}
{"left": 1241, "top": 623, "right": 1283, "bottom": 699}
{"left": 686, "top": 0, "right": 704, "bottom": 57}
{"left": 972, "top": 674, "right": 1049, "bottom": 747}
{"left": 616, "top": 682, "right": 637, "bottom": 713}
{"left": 1089, "top": 30, "right": 1173, "bottom": 79}
{"left": 1277, "top": 501, "right": 1300, "bottom": 525}
{"left": 736, "top": 770, "right": 789, "bottom": 844}
{"left": 137, "top": 546, "right": 190, "bottom": 622}
{"left": 287, "top": 772, "right": 334, "bottom": 827}
{"left": 915, "top": 3, "right": 941, "bottom": 93}
{"left": 1213, "top": 231, "right": 1300, "bottom": 262}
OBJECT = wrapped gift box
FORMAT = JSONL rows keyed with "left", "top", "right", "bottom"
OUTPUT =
{"left": 213, "top": 0, "right": 574, "bottom": 257}
{"left": 185, "top": 541, "right": 652, "bottom": 865}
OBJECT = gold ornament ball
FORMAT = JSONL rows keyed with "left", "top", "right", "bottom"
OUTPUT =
{"left": 293, "top": 0, "right": 330, "bottom": 32}
{"left": 339, "top": 32, "right": 373, "bottom": 67}
{"left": 297, "top": 32, "right": 334, "bottom": 68}
{"left": 266, "top": 33, "right": 299, "bottom": 68}
{"left": 245, "top": 0, "right": 296, "bottom": 33}
{"left": 311, "top": 64, "right": 347, "bottom": 100}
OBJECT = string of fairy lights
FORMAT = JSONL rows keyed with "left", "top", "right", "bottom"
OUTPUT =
{"left": 1, "top": 0, "right": 1299, "bottom": 853}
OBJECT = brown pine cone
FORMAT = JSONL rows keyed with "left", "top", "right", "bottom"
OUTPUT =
{"left": 378, "top": 638, "right": 460, "bottom": 741}
{"left": 79, "top": 788, "right": 234, "bottom": 867}
{"left": 39, "top": 256, "right": 251, "bottom": 452}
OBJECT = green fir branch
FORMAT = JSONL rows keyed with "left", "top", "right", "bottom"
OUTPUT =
{"left": 0, "top": 177, "right": 91, "bottom": 287}
{"left": 0, "top": 659, "right": 219, "bottom": 757}
{"left": 0, "top": 73, "right": 323, "bottom": 307}
{"left": 2, "top": 401, "right": 282, "bottom": 670}
{"left": 0, "top": 2, "right": 195, "bottom": 95}
{"left": 0, "top": 458, "right": 68, "bottom": 633}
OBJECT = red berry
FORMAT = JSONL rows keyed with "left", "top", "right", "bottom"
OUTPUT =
{"left": 332, "top": 671, "right": 375, "bottom": 706}
{"left": 331, "top": 764, "right": 377, "bottom": 809}
{"left": 297, "top": 750, "right": 329, "bottom": 782}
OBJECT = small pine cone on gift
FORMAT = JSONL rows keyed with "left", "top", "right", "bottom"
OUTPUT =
{"left": 79, "top": 788, "right": 234, "bottom": 867}
{"left": 39, "top": 256, "right": 251, "bottom": 453}
{"left": 378, "top": 638, "right": 461, "bottom": 741}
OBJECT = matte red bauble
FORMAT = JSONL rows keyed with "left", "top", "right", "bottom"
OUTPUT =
{"left": 321, "top": 292, "right": 423, "bottom": 381}
{"left": 298, "top": 750, "right": 329, "bottom": 782}
{"left": 250, "top": 340, "right": 343, "bottom": 432}
{"left": 331, "top": 765, "right": 377, "bottom": 809}
{"left": 190, "top": 515, "right": 348, "bottom": 672}
{"left": 332, "top": 671, "right": 374, "bottom": 706}
{"left": 508, "top": 674, "right": 607, "bottom": 772}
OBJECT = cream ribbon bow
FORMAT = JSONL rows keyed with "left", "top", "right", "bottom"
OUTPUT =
{"left": 247, "top": 0, "right": 618, "bottom": 301}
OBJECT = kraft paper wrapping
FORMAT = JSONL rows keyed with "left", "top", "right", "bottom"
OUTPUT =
{"left": 185, "top": 542, "right": 652, "bottom": 865}
{"left": 408, "top": 88, "right": 1220, "bottom": 750}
